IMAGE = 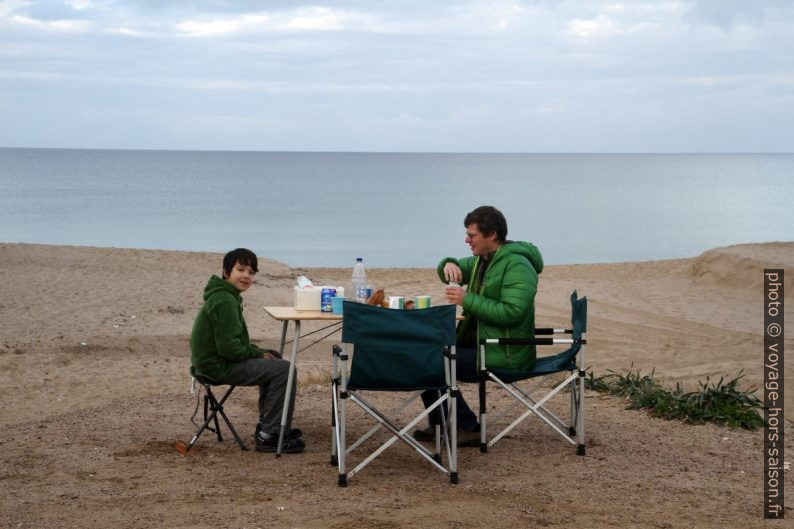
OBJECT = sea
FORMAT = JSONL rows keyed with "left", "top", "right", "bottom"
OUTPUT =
{"left": 1, "top": 148, "right": 792, "bottom": 268}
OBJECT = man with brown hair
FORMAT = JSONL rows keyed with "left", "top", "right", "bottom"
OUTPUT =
{"left": 417, "top": 206, "right": 543, "bottom": 446}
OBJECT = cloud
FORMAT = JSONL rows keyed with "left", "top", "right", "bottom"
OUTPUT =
{"left": 175, "top": 13, "right": 270, "bottom": 37}
{"left": 686, "top": 0, "right": 766, "bottom": 28}
{"left": 173, "top": 6, "right": 383, "bottom": 37}
{"left": 103, "top": 26, "right": 144, "bottom": 37}
{"left": 567, "top": 14, "right": 618, "bottom": 38}
{"left": 1, "top": 1, "right": 793, "bottom": 151}
{"left": 7, "top": 13, "right": 92, "bottom": 31}
{"left": 0, "top": 0, "right": 28, "bottom": 18}
{"left": 533, "top": 106, "right": 567, "bottom": 115}
{"left": 564, "top": 2, "right": 692, "bottom": 40}
{"left": 285, "top": 6, "right": 344, "bottom": 31}
{"left": 66, "top": 0, "right": 95, "bottom": 10}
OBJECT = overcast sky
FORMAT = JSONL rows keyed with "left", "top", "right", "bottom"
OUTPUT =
{"left": 1, "top": 0, "right": 792, "bottom": 152}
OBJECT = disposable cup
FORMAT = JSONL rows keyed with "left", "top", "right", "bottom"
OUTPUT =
{"left": 331, "top": 296, "right": 345, "bottom": 314}
{"left": 388, "top": 296, "right": 404, "bottom": 309}
{"left": 415, "top": 295, "right": 431, "bottom": 309}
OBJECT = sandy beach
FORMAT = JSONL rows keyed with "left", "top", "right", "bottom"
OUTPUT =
{"left": 1, "top": 241, "right": 791, "bottom": 528}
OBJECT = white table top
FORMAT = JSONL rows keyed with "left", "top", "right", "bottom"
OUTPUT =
{"left": 263, "top": 306, "right": 343, "bottom": 321}
{"left": 264, "top": 305, "right": 462, "bottom": 321}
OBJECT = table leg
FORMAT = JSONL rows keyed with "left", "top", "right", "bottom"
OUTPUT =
{"left": 277, "top": 320, "right": 301, "bottom": 456}
{"left": 278, "top": 321, "right": 288, "bottom": 358}
{"left": 330, "top": 345, "right": 339, "bottom": 466}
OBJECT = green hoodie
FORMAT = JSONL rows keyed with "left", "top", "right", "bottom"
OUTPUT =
{"left": 437, "top": 241, "right": 543, "bottom": 370}
{"left": 190, "top": 275, "right": 265, "bottom": 382}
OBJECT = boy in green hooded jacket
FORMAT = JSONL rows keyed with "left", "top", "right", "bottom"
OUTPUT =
{"left": 190, "top": 248, "right": 305, "bottom": 453}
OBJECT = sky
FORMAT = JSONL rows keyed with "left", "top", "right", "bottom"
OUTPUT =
{"left": 1, "top": 0, "right": 793, "bottom": 153}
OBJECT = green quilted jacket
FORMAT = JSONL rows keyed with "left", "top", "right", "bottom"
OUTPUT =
{"left": 437, "top": 241, "right": 543, "bottom": 370}
{"left": 189, "top": 275, "right": 265, "bottom": 382}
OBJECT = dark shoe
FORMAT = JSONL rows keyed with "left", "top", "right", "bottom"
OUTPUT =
{"left": 413, "top": 426, "right": 436, "bottom": 442}
{"left": 255, "top": 423, "right": 303, "bottom": 440}
{"left": 456, "top": 429, "right": 481, "bottom": 447}
{"left": 255, "top": 431, "right": 305, "bottom": 453}
{"left": 413, "top": 426, "right": 481, "bottom": 447}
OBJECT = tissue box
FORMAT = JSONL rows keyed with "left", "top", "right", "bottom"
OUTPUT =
{"left": 294, "top": 286, "right": 322, "bottom": 311}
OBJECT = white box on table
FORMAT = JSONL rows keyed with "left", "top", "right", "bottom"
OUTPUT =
{"left": 294, "top": 286, "right": 322, "bottom": 311}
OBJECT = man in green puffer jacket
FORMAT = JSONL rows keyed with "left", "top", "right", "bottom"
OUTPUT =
{"left": 190, "top": 248, "right": 305, "bottom": 454}
{"left": 417, "top": 206, "right": 543, "bottom": 446}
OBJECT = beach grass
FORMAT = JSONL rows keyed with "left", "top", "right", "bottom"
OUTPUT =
{"left": 298, "top": 370, "right": 333, "bottom": 388}
{"left": 585, "top": 367, "right": 764, "bottom": 430}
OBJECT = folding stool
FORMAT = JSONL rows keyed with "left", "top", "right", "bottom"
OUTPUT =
{"left": 177, "top": 373, "right": 248, "bottom": 454}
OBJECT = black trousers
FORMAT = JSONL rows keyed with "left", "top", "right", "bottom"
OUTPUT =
{"left": 420, "top": 346, "right": 479, "bottom": 431}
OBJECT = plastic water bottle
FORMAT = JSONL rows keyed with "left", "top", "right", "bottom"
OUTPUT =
{"left": 352, "top": 257, "right": 367, "bottom": 302}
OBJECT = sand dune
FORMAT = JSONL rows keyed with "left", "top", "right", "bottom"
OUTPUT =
{"left": 0, "top": 242, "right": 791, "bottom": 528}
{"left": 688, "top": 243, "right": 793, "bottom": 294}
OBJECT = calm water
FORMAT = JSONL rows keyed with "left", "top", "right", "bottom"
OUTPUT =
{"left": 1, "top": 148, "right": 792, "bottom": 268}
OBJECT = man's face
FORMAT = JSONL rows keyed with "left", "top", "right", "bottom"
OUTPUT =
{"left": 465, "top": 223, "right": 500, "bottom": 257}
{"left": 224, "top": 260, "right": 256, "bottom": 292}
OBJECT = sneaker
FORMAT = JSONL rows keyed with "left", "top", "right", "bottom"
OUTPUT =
{"left": 255, "top": 431, "right": 305, "bottom": 453}
{"left": 255, "top": 423, "right": 303, "bottom": 440}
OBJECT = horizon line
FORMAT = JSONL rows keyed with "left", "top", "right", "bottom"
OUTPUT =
{"left": 2, "top": 146, "right": 793, "bottom": 155}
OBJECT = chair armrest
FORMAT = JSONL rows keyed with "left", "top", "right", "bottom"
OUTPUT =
{"left": 480, "top": 337, "right": 583, "bottom": 346}
{"left": 534, "top": 327, "right": 573, "bottom": 335}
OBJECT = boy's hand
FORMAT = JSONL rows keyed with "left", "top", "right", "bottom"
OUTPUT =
{"left": 262, "top": 348, "right": 282, "bottom": 360}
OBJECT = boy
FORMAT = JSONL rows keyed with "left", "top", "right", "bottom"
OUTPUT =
{"left": 190, "top": 248, "right": 305, "bottom": 453}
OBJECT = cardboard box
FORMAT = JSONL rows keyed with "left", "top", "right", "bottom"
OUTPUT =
{"left": 294, "top": 286, "right": 322, "bottom": 311}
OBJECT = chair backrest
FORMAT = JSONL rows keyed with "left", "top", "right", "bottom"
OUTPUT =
{"left": 342, "top": 301, "right": 457, "bottom": 391}
{"left": 571, "top": 290, "right": 587, "bottom": 339}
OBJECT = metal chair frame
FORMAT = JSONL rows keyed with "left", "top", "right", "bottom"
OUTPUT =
{"left": 331, "top": 305, "right": 460, "bottom": 487}
{"left": 477, "top": 293, "right": 587, "bottom": 455}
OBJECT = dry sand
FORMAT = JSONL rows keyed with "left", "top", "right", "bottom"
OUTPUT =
{"left": 1, "top": 242, "right": 791, "bottom": 528}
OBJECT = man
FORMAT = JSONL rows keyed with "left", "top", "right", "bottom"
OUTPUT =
{"left": 190, "top": 248, "right": 305, "bottom": 453}
{"left": 417, "top": 206, "right": 543, "bottom": 446}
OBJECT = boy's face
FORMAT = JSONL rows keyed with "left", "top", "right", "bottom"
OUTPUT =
{"left": 224, "top": 260, "right": 256, "bottom": 292}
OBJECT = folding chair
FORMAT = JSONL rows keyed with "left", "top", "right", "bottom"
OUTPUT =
{"left": 331, "top": 301, "right": 459, "bottom": 486}
{"left": 477, "top": 291, "right": 587, "bottom": 455}
{"left": 176, "top": 370, "right": 249, "bottom": 455}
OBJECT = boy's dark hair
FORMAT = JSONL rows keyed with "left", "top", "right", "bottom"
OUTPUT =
{"left": 464, "top": 205, "right": 508, "bottom": 243}
{"left": 222, "top": 248, "right": 259, "bottom": 278}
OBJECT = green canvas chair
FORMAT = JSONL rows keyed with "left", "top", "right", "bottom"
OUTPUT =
{"left": 477, "top": 291, "right": 588, "bottom": 454}
{"left": 331, "top": 301, "right": 459, "bottom": 486}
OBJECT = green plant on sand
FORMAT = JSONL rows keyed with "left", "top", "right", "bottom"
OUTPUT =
{"left": 585, "top": 367, "right": 764, "bottom": 430}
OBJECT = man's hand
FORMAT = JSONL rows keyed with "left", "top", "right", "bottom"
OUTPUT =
{"left": 443, "top": 262, "right": 463, "bottom": 284}
{"left": 445, "top": 285, "right": 466, "bottom": 306}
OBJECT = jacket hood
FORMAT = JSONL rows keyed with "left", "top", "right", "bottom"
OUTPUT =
{"left": 203, "top": 274, "right": 241, "bottom": 301}
{"left": 497, "top": 241, "right": 544, "bottom": 274}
